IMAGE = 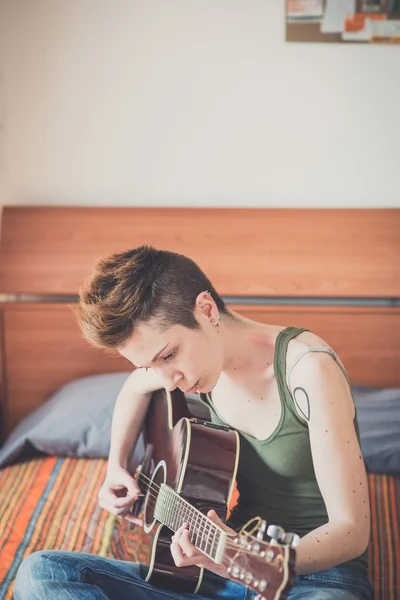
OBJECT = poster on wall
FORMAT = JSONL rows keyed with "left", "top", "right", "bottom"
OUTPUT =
{"left": 286, "top": 0, "right": 400, "bottom": 43}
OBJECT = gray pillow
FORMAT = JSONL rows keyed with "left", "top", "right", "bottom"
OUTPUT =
{"left": 0, "top": 372, "right": 144, "bottom": 468}
{"left": 0, "top": 372, "right": 210, "bottom": 469}
{"left": 352, "top": 385, "right": 400, "bottom": 475}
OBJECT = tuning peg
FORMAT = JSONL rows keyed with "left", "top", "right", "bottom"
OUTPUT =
{"left": 256, "top": 520, "right": 267, "bottom": 541}
{"left": 244, "top": 571, "right": 253, "bottom": 585}
{"left": 227, "top": 565, "right": 242, "bottom": 578}
{"left": 267, "top": 524, "right": 285, "bottom": 544}
{"left": 254, "top": 579, "right": 267, "bottom": 592}
{"left": 248, "top": 541, "right": 261, "bottom": 553}
{"left": 282, "top": 531, "right": 300, "bottom": 547}
{"left": 253, "top": 578, "right": 268, "bottom": 600}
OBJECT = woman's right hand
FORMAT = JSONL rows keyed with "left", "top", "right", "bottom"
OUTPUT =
{"left": 98, "top": 464, "right": 143, "bottom": 526}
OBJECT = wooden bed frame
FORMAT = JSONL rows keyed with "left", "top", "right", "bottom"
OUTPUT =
{"left": 0, "top": 207, "right": 399, "bottom": 441}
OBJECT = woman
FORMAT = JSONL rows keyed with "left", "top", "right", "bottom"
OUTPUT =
{"left": 14, "top": 245, "right": 373, "bottom": 600}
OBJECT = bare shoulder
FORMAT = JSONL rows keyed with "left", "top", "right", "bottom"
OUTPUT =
{"left": 284, "top": 329, "right": 355, "bottom": 421}
{"left": 285, "top": 329, "right": 335, "bottom": 371}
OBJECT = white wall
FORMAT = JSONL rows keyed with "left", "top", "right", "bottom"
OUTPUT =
{"left": 0, "top": 0, "right": 399, "bottom": 207}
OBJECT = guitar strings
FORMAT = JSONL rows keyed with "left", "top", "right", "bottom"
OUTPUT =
{"left": 125, "top": 471, "right": 280, "bottom": 558}
{"left": 133, "top": 477, "right": 225, "bottom": 553}
{"left": 128, "top": 492, "right": 280, "bottom": 560}
{"left": 135, "top": 471, "right": 241, "bottom": 540}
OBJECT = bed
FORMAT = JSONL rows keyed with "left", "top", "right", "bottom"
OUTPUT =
{"left": 0, "top": 206, "right": 399, "bottom": 600}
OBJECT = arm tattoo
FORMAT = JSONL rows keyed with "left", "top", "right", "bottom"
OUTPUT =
{"left": 293, "top": 387, "right": 311, "bottom": 421}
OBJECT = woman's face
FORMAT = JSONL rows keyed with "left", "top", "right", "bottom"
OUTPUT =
{"left": 119, "top": 314, "right": 224, "bottom": 394}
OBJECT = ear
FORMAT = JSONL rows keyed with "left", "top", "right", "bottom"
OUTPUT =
{"left": 194, "top": 291, "right": 215, "bottom": 321}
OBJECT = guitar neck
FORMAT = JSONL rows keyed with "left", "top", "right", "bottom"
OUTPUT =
{"left": 154, "top": 483, "right": 227, "bottom": 563}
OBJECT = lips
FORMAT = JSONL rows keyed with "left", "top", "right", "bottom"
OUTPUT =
{"left": 185, "top": 380, "right": 200, "bottom": 394}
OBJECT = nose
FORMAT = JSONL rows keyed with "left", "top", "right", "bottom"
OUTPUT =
{"left": 159, "top": 368, "right": 183, "bottom": 393}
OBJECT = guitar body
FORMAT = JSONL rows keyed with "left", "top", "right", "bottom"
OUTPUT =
{"left": 135, "top": 388, "right": 240, "bottom": 593}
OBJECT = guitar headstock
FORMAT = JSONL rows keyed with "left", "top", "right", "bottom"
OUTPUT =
{"left": 222, "top": 518, "right": 298, "bottom": 600}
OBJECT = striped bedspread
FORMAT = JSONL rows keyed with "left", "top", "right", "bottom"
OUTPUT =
{"left": 0, "top": 457, "right": 118, "bottom": 599}
{"left": 0, "top": 457, "right": 399, "bottom": 600}
{"left": 368, "top": 474, "right": 400, "bottom": 600}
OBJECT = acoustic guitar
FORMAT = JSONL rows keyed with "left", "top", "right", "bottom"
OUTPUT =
{"left": 131, "top": 388, "right": 298, "bottom": 600}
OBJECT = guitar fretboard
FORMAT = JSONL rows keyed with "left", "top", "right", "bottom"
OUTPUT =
{"left": 154, "top": 483, "right": 226, "bottom": 563}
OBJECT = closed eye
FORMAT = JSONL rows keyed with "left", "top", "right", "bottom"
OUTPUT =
{"left": 163, "top": 351, "right": 176, "bottom": 361}
{"left": 137, "top": 349, "right": 177, "bottom": 370}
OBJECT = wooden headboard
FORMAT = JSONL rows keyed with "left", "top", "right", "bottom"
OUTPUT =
{"left": 1, "top": 207, "right": 399, "bottom": 441}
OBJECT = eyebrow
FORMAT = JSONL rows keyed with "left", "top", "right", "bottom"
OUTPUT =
{"left": 151, "top": 343, "right": 169, "bottom": 364}
{"left": 134, "top": 343, "right": 170, "bottom": 369}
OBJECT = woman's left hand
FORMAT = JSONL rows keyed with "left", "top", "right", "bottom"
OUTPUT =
{"left": 170, "top": 509, "right": 236, "bottom": 576}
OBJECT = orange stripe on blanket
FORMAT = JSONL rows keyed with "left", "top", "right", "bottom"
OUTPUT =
{"left": 26, "top": 459, "right": 79, "bottom": 554}
{"left": 0, "top": 457, "right": 58, "bottom": 582}
{"left": 84, "top": 464, "right": 113, "bottom": 555}
{"left": 51, "top": 460, "right": 90, "bottom": 549}
{"left": 67, "top": 460, "right": 105, "bottom": 551}
{"left": 0, "top": 462, "right": 35, "bottom": 541}
{"left": 388, "top": 477, "right": 399, "bottom": 599}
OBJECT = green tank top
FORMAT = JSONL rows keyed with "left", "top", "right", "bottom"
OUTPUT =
{"left": 199, "top": 326, "right": 368, "bottom": 574}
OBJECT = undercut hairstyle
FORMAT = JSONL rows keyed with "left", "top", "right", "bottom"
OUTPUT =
{"left": 75, "top": 245, "right": 229, "bottom": 352}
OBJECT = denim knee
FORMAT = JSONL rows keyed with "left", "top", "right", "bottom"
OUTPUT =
{"left": 14, "top": 550, "right": 75, "bottom": 599}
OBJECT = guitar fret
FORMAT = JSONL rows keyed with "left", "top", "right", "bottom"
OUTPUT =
{"left": 168, "top": 490, "right": 178, "bottom": 531}
{"left": 175, "top": 493, "right": 197, "bottom": 545}
{"left": 154, "top": 485, "right": 167, "bottom": 526}
{"left": 161, "top": 495, "right": 168, "bottom": 523}
{"left": 185, "top": 502, "right": 196, "bottom": 543}
{"left": 196, "top": 517, "right": 202, "bottom": 550}
{"left": 172, "top": 495, "right": 180, "bottom": 531}
{"left": 161, "top": 493, "right": 168, "bottom": 525}
{"left": 192, "top": 508, "right": 199, "bottom": 546}
{"left": 181, "top": 497, "right": 189, "bottom": 529}
{"left": 202, "top": 518, "right": 213, "bottom": 555}
{"left": 169, "top": 487, "right": 185, "bottom": 532}
{"left": 155, "top": 485, "right": 226, "bottom": 563}
{"left": 197, "top": 512, "right": 204, "bottom": 548}
{"left": 210, "top": 528, "right": 220, "bottom": 561}
{"left": 186, "top": 504, "right": 194, "bottom": 541}
{"left": 166, "top": 487, "right": 175, "bottom": 530}
{"left": 198, "top": 516, "right": 207, "bottom": 553}
{"left": 190, "top": 505, "right": 202, "bottom": 547}
{"left": 198, "top": 513, "right": 205, "bottom": 548}
{"left": 180, "top": 498, "right": 186, "bottom": 524}
{"left": 176, "top": 495, "right": 184, "bottom": 531}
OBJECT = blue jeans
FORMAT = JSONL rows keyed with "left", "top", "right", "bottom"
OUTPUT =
{"left": 13, "top": 550, "right": 373, "bottom": 600}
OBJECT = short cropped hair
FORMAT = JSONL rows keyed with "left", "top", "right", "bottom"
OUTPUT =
{"left": 75, "top": 245, "right": 228, "bottom": 351}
